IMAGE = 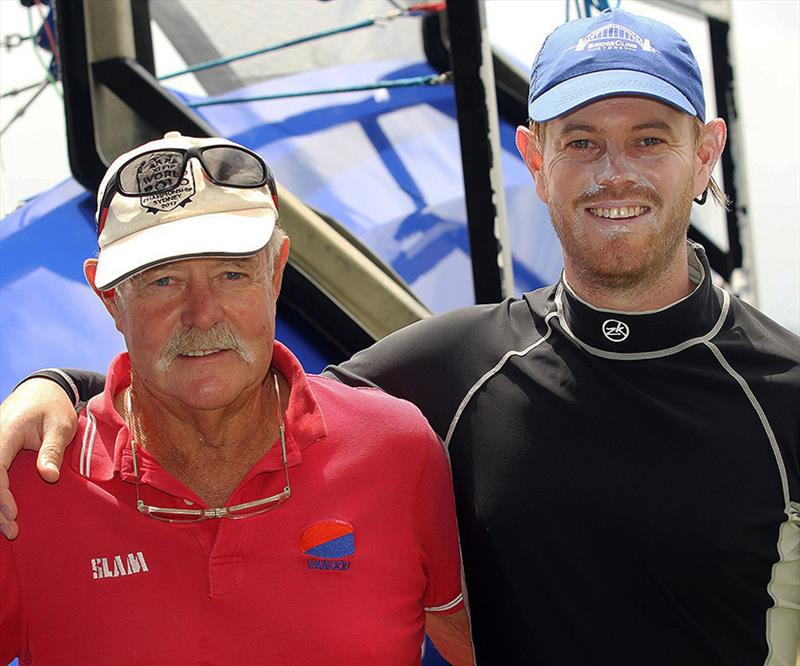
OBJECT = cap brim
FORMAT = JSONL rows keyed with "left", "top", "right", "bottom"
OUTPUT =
{"left": 94, "top": 207, "right": 277, "bottom": 290}
{"left": 529, "top": 69, "right": 698, "bottom": 122}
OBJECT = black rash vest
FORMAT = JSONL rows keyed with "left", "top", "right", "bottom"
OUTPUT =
{"left": 326, "top": 245, "right": 800, "bottom": 665}
{"left": 59, "top": 244, "right": 799, "bottom": 664}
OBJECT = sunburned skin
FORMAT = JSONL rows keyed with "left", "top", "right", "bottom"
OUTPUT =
{"left": 100, "top": 252, "right": 280, "bottom": 415}
{"left": 515, "top": 97, "right": 725, "bottom": 310}
{"left": 547, "top": 115, "right": 681, "bottom": 245}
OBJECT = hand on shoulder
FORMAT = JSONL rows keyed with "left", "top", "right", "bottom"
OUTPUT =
{"left": 0, "top": 378, "right": 77, "bottom": 539}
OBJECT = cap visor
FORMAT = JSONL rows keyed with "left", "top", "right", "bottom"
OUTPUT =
{"left": 529, "top": 69, "right": 697, "bottom": 121}
{"left": 94, "top": 207, "right": 277, "bottom": 290}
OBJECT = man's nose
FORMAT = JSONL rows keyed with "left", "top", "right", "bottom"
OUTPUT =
{"left": 180, "top": 281, "right": 224, "bottom": 330}
{"left": 593, "top": 147, "right": 637, "bottom": 188}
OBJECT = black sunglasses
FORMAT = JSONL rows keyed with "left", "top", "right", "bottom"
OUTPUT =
{"left": 98, "top": 144, "right": 277, "bottom": 225}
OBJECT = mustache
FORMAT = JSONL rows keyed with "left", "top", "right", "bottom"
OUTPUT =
{"left": 574, "top": 183, "right": 663, "bottom": 209}
{"left": 155, "top": 322, "right": 255, "bottom": 371}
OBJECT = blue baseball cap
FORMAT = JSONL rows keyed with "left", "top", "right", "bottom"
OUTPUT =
{"left": 528, "top": 9, "right": 705, "bottom": 122}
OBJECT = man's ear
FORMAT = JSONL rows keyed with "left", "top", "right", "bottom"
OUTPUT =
{"left": 694, "top": 118, "right": 727, "bottom": 198}
{"left": 84, "top": 259, "right": 124, "bottom": 331}
{"left": 515, "top": 125, "right": 548, "bottom": 204}
{"left": 271, "top": 236, "right": 290, "bottom": 298}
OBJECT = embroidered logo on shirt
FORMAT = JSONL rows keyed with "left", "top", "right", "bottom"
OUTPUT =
{"left": 602, "top": 319, "right": 630, "bottom": 342}
{"left": 301, "top": 520, "right": 354, "bottom": 571}
{"left": 91, "top": 551, "right": 150, "bottom": 579}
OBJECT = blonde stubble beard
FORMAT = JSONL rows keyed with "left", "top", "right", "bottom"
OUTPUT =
{"left": 545, "top": 176, "right": 695, "bottom": 301}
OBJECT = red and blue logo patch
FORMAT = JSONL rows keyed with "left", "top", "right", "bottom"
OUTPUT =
{"left": 300, "top": 520, "right": 355, "bottom": 558}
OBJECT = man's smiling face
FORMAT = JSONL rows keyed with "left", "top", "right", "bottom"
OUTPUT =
{"left": 519, "top": 96, "right": 703, "bottom": 293}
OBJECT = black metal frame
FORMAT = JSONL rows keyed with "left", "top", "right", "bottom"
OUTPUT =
{"left": 130, "top": 0, "right": 155, "bottom": 76}
{"left": 56, "top": 0, "right": 104, "bottom": 191}
{"left": 700, "top": 17, "right": 743, "bottom": 281}
{"left": 440, "top": 1, "right": 513, "bottom": 304}
{"left": 91, "top": 58, "right": 216, "bottom": 140}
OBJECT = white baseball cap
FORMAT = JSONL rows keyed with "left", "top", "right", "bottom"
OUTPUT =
{"left": 93, "top": 132, "right": 279, "bottom": 291}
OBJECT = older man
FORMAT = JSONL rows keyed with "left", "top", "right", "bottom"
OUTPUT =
{"left": 2, "top": 8, "right": 799, "bottom": 666}
{"left": 0, "top": 133, "right": 470, "bottom": 664}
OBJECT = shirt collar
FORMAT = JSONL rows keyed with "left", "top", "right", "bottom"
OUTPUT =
{"left": 548, "top": 243, "right": 728, "bottom": 356}
{"left": 72, "top": 340, "right": 328, "bottom": 483}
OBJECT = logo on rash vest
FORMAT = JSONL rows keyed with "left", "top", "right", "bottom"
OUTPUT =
{"left": 602, "top": 319, "right": 630, "bottom": 342}
{"left": 137, "top": 151, "right": 196, "bottom": 213}
{"left": 575, "top": 23, "right": 658, "bottom": 53}
{"left": 301, "top": 520, "right": 354, "bottom": 571}
{"left": 91, "top": 551, "right": 150, "bottom": 580}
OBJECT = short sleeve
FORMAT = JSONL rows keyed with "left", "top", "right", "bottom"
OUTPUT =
{"left": 0, "top": 538, "right": 22, "bottom": 662}
{"left": 414, "top": 430, "right": 464, "bottom": 614}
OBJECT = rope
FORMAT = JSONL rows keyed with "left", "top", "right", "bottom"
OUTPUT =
{"left": 188, "top": 72, "right": 452, "bottom": 108}
{"left": 160, "top": 17, "right": 376, "bottom": 81}
{"left": 0, "top": 79, "right": 49, "bottom": 137}
{"left": 33, "top": 0, "right": 60, "bottom": 72}
{"left": 159, "top": 3, "right": 445, "bottom": 81}
{"left": 2, "top": 32, "right": 35, "bottom": 50}
{"left": 27, "top": 4, "right": 61, "bottom": 98}
{"left": 1, "top": 79, "right": 48, "bottom": 99}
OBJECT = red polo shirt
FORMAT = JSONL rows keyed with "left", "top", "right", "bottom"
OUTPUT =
{"left": 1, "top": 342, "right": 463, "bottom": 665}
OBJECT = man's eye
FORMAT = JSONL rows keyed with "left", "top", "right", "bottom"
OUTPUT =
{"left": 153, "top": 277, "right": 171, "bottom": 287}
{"left": 641, "top": 137, "right": 663, "bottom": 146}
{"left": 225, "top": 272, "right": 244, "bottom": 280}
{"left": 569, "top": 139, "right": 592, "bottom": 150}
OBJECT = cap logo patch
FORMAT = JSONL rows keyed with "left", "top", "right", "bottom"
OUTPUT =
{"left": 137, "top": 152, "right": 196, "bottom": 213}
{"left": 602, "top": 319, "right": 630, "bottom": 342}
{"left": 575, "top": 24, "right": 657, "bottom": 53}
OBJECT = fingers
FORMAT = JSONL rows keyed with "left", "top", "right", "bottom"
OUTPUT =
{"left": 0, "top": 465, "right": 19, "bottom": 540}
{"left": 0, "top": 404, "right": 26, "bottom": 473}
{"left": 0, "top": 377, "right": 78, "bottom": 539}
{"left": 0, "top": 396, "right": 26, "bottom": 540}
{"left": 36, "top": 417, "right": 74, "bottom": 482}
{"left": 36, "top": 453, "right": 62, "bottom": 483}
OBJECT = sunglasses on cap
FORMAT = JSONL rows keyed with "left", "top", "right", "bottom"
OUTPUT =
{"left": 97, "top": 144, "right": 278, "bottom": 225}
